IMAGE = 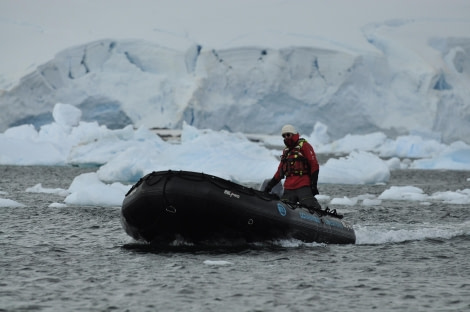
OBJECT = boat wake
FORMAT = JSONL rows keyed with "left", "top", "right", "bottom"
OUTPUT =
{"left": 354, "top": 220, "right": 470, "bottom": 245}
{"left": 121, "top": 237, "right": 327, "bottom": 254}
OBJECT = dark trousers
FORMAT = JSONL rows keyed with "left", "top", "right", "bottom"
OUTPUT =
{"left": 282, "top": 186, "right": 322, "bottom": 211}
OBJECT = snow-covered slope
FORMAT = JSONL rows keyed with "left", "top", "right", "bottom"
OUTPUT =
{"left": 1, "top": 0, "right": 469, "bottom": 143}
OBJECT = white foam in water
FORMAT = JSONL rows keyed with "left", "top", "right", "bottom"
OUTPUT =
{"left": 354, "top": 222, "right": 470, "bottom": 245}
{"left": 275, "top": 239, "right": 325, "bottom": 248}
{"left": 203, "top": 260, "right": 233, "bottom": 266}
{"left": 48, "top": 203, "right": 68, "bottom": 208}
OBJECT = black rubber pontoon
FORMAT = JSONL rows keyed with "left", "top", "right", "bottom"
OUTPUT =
{"left": 121, "top": 170, "right": 356, "bottom": 244}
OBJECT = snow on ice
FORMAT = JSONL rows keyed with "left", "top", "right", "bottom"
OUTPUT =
{"left": 0, "top": 103, "right": 469, "bottom": 208}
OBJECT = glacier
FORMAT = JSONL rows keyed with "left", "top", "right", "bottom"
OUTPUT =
{"left": 1, "top": 37, "right": 469, "bottom": 144}
{"left": 1, "top": 0, "right": 470, "bottom": 144}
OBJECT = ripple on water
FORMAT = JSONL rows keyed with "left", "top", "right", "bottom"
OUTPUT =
{"left": 1, "top": 166, "right": 469, "bottom": 311}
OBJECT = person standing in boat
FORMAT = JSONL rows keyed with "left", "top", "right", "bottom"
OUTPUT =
{"left": 264, "top": 124, "right": 322, "bottom": 213}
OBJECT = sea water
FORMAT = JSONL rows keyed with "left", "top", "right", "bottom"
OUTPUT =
{"left": 1, "top": 166, "right": 469, "bottom": 311}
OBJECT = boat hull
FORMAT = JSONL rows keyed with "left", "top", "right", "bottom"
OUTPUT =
{"left": 121, "top": 170, "right": 356, "bottom": 244}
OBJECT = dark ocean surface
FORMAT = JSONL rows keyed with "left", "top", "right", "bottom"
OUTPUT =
{"left": 1, "top": 166, "right": 469, "bottom": 311}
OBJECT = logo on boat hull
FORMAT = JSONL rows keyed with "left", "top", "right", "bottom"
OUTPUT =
{"left": 224, "top": 190, "right": 240, "bottom": 199}
{"left": 277, "top": 203, "right": 287, "bottom": 216}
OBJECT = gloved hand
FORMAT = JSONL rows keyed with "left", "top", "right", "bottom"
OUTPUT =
{"left": 310, "top": 170, "right": 319, "bottom": 196}
{"left": 264, "top": 178, "right": 278, "bottom": 193}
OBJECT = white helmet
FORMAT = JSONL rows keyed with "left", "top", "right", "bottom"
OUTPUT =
{"left": 281, "top": 124, "right": 297, "bottom": 135}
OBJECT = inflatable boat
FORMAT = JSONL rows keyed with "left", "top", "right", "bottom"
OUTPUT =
{"left": 121, "top": 170, "right": 356, "bottom": 245}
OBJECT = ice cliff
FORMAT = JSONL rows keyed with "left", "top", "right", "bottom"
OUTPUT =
{"left": 1, "top": 37, "right": 469, "bottom": 143}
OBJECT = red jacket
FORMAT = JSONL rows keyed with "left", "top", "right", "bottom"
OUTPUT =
{"left": 273, "top": 138, "right": 319, "bottom": 190}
